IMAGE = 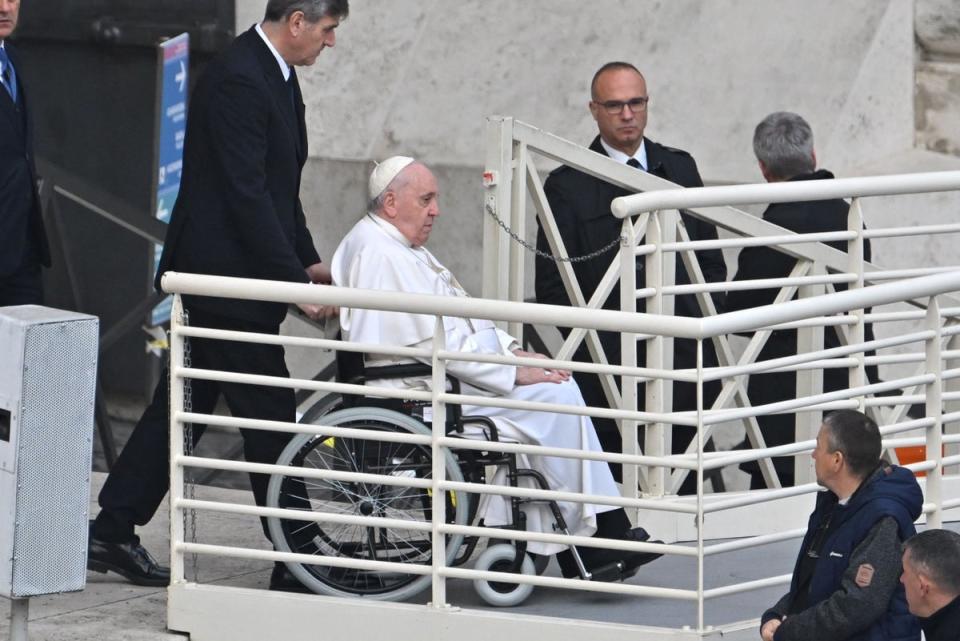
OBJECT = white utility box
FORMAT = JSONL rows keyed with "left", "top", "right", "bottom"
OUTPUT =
{"left": 0, "top": 305, "right": 98, "bottom": 597}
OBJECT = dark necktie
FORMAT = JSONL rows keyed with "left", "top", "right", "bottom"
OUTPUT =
{"left": 287, "top": 71, "right": 297, "bottom": 113}
{"left": 626, "top": 157, "right": 642, "bottom": 170}
{"left": 0, "top": 47, "right": 17, "bottom": 104}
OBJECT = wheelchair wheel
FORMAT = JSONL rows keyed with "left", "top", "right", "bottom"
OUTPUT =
{"left": 473, "top": 543, "right": 535, "bottom": 607}
{"left": 266, "top": 407, "right": 469, "bottom": 601}
{"left": 298, "top": 391, "right": 340, "bottom": 424}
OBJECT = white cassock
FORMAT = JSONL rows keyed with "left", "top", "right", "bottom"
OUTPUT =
{"left": 330, "top": 215, "right": 621, "bottom": 555}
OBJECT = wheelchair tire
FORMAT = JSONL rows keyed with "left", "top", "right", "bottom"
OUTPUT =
{"left": 266, "top": 406, "right": 469, "bottom": 601}
{"left": 298, "top": 392, "right": 340, "bottom": 424}
{"left": 472, "top": 543, "right": 535, "bottom": 607}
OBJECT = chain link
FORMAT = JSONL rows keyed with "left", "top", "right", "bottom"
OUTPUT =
{"left": 485, "top": 200, "right": 622, "bottom": 263}
{"left": 181, "top": 308, "right": 198, "bottom": 582}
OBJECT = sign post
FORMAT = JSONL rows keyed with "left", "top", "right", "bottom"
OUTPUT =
{"left": 151, "top": 32, "right": 189, "bottom": 326}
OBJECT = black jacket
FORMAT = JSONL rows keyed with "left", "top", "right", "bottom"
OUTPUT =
{"left": 0, "top": 42, "right": 50, "bottom": 277}
{"left": 726, "top": 169, "right": 878, "bottom": 403}
{"left": 535, "top": 135, "right": 726, "bottom": 374}
{"left": 921, "top": 595, "right": 960, "bottom": 641}
{"left": 156, "top": 28, "right": 320, "bottom": 326}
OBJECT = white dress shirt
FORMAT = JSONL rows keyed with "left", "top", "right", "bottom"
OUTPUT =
{"left": 255, "top": 23, "right": 290, "bottom": 81}
{"left": 600, "top": 137, "right": 648, "bottom": 170}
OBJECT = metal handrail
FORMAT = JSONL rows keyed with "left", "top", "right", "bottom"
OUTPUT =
{"left": 610, "top": 170, "right": 960, "bottom": 218}
{"left": 161, "top": 269, "right": 960, "bottom": 341}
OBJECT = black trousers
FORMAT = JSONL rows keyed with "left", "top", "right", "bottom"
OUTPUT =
{"left": 95, "top": 308, "right": 296, "bottom": 543}
{"left": 0, "top": 261, "right": 42, "bottom": 306}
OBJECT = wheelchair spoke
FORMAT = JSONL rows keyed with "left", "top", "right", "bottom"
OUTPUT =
{"left": 365, "top": 527, "right": 379, "bottom": 562}
{"left": 269, "top": 416, "right": 468, "bottom": 598}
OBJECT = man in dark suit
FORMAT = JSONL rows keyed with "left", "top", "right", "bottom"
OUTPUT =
{"left": 535, "top": 62, "right": 726, "bottom": 488}
{"left": 0, "top": 0, "right": 51, "bottom": 306}
{"left": 727, "top": 111, "right": 876, "bottom": 489}
{"left": 88, "top": 0, "right": 349, "bottom": 589}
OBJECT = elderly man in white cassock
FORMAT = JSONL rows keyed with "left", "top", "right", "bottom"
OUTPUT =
{"left": 330, "top": 156, "right": 661, "bottom": 581}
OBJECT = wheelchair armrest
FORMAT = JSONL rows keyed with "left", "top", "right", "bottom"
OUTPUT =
{"left": 461, "top": 415, "right": 499, "bottom": 442}
{"left": 362, "top": 362, "right": 433, "bottom": 380}
{"left": 356, "top": 361, "right": 465, "bottom": 433}
{"left": 362, "top": 362, "right": 465, "bottom": 403}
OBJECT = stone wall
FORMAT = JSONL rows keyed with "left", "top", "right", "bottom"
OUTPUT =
{"left": 916, "top": 0, "right": 960, "bottom": 157}
{"left": 229, "top": 1, "right": 960, "bottom": 381}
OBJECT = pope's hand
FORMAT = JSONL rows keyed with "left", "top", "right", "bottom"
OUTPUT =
{"left": 512, "top": 349, "right": 570, "bottom": 385}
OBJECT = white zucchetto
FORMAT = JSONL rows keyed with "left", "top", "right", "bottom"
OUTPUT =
{"left": 368, "top": 156, "right": 415, "bottom": 201}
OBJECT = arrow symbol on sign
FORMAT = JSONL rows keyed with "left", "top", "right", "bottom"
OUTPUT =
{"left": 176, "top": 61, "right": 186, "bottom": 92}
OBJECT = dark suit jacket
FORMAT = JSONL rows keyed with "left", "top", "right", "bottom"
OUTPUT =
{"left": 156, "top": 28, "right": 320, "bottom": 326}
{"left": 0, "top": 42, "right": 50, "bottom": 277}
{"left": 535, "top": 135, "right": 726, "bottom": 375}
{"left": 726, "top": 169, "right": 877, "bottom": 407}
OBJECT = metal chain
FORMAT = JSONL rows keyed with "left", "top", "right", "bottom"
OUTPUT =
{"left": 485, "top": 200, "right": 622, "bottom": 263}
{"left": 181, "top": 308, "right": 199, "bottom": 582}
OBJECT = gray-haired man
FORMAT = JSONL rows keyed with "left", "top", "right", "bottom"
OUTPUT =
{"left": 727, "top": 112, "right": 878, "bottom": 489}
{"left": 88, "top": 0, "right": 348, "bottom": 591}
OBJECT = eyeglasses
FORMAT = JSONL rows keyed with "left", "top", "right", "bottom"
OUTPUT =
{"left": 595, "top": 96, "right": 649, "bottom": 115}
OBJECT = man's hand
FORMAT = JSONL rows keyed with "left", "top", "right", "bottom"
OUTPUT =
{"left": 512, "top": 349, "right": 570, "bottom": 386}
{"left": 761, "top": 618, "right": 782, "bottom": 641}
{"left": 306, "top": 262, "right": 332, "bottom": 284}
{"left": 297, "top": 303, "right": 338, "bottom": 321}
{"left": 300, "top": 263, "right": 337, "bottom": 321}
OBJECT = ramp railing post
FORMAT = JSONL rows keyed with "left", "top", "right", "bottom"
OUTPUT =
{"left": 482, "top": 116, "right": 515, "bottom": 310}
{"left": 640, "top": 211, "right": 673, "bottom": 496}
{"left": 795, "top": 268, "right": 825, "bottom": 485}
{"left": 619, "top": 217, "right": 640, "bottom": 502}
{"left": 169, "top": 294, "right": 187, "bottom": 584}
{"left": 846, "top": 198, "right": 866, "bottom": 402}
{"left": 430, "top": 317, "right": 449, "bottom": 607}
{"left": 924, "top": 297, "right": 944, "bottom": 528}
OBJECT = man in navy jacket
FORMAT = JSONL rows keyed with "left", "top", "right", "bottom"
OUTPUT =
{"left": 761, "top": 410, "right": 921, "bottom": 641}
{"left": 88, "top": 0, "right": 348, "bottom": 590}
{"left": 0, "top": 0, "right": 50, "bottom": 305}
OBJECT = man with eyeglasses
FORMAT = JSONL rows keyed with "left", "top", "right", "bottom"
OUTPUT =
{"left": 534, "top": 61, "right": 725, "bottom": 488}
{"left": 760, "top": 410, "right": 922, "bottom": 641}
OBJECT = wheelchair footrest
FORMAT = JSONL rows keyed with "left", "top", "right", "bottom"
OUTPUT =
{"left": 588, "top": 560, "right": 631, "bottom": 583}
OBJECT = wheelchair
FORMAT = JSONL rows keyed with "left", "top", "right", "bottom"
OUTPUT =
{"left": 264, "top": 351, "right": 617, "bottom": 606}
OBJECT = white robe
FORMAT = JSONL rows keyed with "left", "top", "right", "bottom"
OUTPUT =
{"left": 331, "top": 215, "right": 620, "bottom": 554}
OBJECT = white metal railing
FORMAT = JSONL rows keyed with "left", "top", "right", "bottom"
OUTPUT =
{"left": 161, "top": 120, "right": 960, "bottom": 641}
{"left": 484, "top": 117, "right": 960, "bottom": 497}
{"left": 164, "top": 267, "right": 960, "bottom": 639}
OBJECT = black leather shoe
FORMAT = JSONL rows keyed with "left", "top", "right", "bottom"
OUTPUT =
{"left": 620, "top": 526, "right": 663, "bottom": 573}
{"left": 88, "top": 532, "right": 170, "bottom": 587}
{"left": 559, "top": 526, "right": 663, "bottom": 580}
{"left": 269, "top": 563, "right": 312, "bottom": 593}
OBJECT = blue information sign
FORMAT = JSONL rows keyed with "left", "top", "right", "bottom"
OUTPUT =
{"left": 151, "top": 33, "right": 189, "bottom": 326}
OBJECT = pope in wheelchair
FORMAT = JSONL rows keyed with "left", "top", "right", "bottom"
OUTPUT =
{"left": 265, "top": 157, "right": 660, "bottom": 605}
